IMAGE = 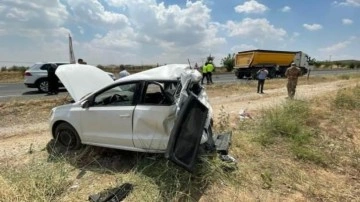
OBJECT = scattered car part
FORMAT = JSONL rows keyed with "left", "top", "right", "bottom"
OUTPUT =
{"left": 88, "top": 183, "right": 133, "bottom": 202}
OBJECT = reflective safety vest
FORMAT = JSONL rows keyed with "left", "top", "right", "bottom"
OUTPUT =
{"left": 202, "top": 65, "right": 207, "bottom": 73}
{"left": 206, "top": 63, "right": 214, "bottom": 72}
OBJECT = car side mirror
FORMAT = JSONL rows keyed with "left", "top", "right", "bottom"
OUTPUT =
{"left": 81, "top": 100, "right": 90, "bottom": 108}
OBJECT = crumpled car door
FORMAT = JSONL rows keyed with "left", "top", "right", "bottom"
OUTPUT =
{"left": 165, "top": 93, "right": 209, "bottom": 172}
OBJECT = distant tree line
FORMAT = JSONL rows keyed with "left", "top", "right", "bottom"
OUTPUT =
{"left": 1, "top": 65, "right": 28, "bottom": 73}
{"left": 1, "top": 58, "right": 359, "bottom": 74}
{"left": 312, "top": 60, "right": 360, "bottom": 69}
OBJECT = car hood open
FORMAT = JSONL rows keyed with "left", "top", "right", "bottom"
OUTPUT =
{"left": 56, "top": 64, "right": 114, "bottom": 102}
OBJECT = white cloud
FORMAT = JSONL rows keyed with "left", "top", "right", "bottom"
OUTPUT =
{"left": 81, "top": 0, "right": 226, "bottom": 64}
{"left": 0, "top": 0, "right": 229, "bottom": 65}
{"left": 62, "top": 0, "right": 129, "bottom": 28}
{"left": 281, "top": 6, "right": 291, "bottom": 12}
{"left": 318, "top": 36, "right": 357, "bottom": 53}
{"left": 289, "top": 32, "right": 300, "bottom": 41}
{"left": 342, "top": 18, "right": 353, "bottom": 25}
{"left": 234, "top": 0, "right": 268, "bottom": 14}
{"left": 0, "top": 0, "right": 68, "bottom": 31}
{"left": 225, "top": 18, "right": 287, "bottom": 41}
{"left": 293, "top": 32, "right": 300, "bottom": 37}
{"left": 303, "top": 23, "right": 323, "bottom": 31}
{"left": 333, "top": 0, "right": 360, "bottom": 7}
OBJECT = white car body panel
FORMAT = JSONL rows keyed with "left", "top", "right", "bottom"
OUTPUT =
{"left": 132, "top": 105, "right": 176, "bottom": 151}
{"left": 50, "top": 64, "right": 212, "bottom": 153}
{"left": 80, "top": 105, "right": 134, "bottom": 147}
{"left": 55, "top": 64, "right": 114, "bottom": 102}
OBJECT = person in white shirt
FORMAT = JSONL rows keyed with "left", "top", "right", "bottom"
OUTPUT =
{"left": 118, "top": 65, "right": 130, "bottom": 79}
{"left": 256, "top": 67, "right": 269, "bottom": 94}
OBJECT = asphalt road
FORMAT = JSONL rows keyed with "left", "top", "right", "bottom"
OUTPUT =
{"left": 1, "top": 69, "right": 359, "bottom": 102}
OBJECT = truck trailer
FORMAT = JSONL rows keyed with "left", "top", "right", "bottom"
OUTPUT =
{"left": 234, "top": 49, "right": 311, "bottom": 79}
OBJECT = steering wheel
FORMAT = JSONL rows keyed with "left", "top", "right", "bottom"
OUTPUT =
{"left": 110, "top": 94, "right": 125, "bottom": 103}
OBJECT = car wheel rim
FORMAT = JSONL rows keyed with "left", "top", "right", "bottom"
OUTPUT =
{"left": 58, "top": 129, "right": 76, "bottom": 148}
{"left": 39, "top": 81, "right": 48, "bottom": 92}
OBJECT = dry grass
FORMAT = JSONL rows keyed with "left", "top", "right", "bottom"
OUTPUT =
{"left": 0, "top": 97, "right": 69, "bottom": 128}
{"left": 0, "top": 75, "right": 359, "bottom": 201}
{"left": 0, "top": 72, "right": 24, "bottom": 83}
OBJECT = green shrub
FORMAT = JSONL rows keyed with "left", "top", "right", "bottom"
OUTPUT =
{"left": 333, "top": 86, "right": 360, "bottom": 110}
{"left": 291, "top": 145, "right": 326, "bottom": 166}
{"left": 259, "top": 100, "right": 310, "bottom": 139}
{"left": 255, "top": 100, "right": 327, "bottom": 165}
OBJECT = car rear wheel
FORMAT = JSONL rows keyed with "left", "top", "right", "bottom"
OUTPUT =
{"left": 54, "top": 122, "right": 82, "bottom": 150}
{"left": 37, "top": 79, "right": 48, "bottom": 93}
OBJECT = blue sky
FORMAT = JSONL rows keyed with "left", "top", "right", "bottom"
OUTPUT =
{"left": 0, "top": 0, "right": 359, "bottom": 66}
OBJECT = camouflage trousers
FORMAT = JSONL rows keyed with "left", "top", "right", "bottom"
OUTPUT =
{"left": 287, "top": 79, "right": 298, "bottom": 99}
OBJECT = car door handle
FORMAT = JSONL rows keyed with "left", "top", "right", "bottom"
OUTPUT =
{"left": 119, "top": 114, "right": 130, "bottom": 118}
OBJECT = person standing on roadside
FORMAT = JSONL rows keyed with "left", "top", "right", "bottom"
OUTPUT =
{"left": 47, "top": 63, "right": 59, "bottom": 95}
{"left": 78, "top": 58, "right": 87, "bottom": 64}
{"left": 118, "top": 65, "right": 130, "bottom": 79}
{"left": 256, "top": 67, "right": 268, "bottom": 94}
{"left": 206, "top": 61, "right": 214, "bottom": 84}
{"left": 201, "top": 62, "right": 208, "bottom": 85}
{"left": 285, "top": 62, "right": 302, "bottom": 99}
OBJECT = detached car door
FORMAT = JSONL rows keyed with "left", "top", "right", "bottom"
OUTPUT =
{"left": 80, "top": 82, "right": 139, "bottom": 149}
{"left": 165, "top": 92, "right": 209, "bottom": 172}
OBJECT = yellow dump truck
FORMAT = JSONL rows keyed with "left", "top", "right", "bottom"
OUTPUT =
{"left": 234, "top": 49, "right": 311, "bottom": 79}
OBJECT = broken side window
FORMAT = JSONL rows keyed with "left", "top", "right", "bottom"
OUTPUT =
{"left": 142, "top": 81, "right": 177, "bottom": 105}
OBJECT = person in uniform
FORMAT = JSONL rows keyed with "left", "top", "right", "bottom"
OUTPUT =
{"left": 206, "top": 61, "right": 214, "bottom": 84}
{"left": 285, "top": 62, "right": 302, "bottom": 99}
{"left": 201, "top": 62, "right": 208, "bottom": 85}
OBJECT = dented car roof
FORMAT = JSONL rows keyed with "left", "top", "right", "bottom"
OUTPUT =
{"left": 117, "top": 64, "right": 190, "bottom": 82}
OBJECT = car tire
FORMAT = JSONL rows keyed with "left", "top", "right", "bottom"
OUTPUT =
{"left": 54, "top": 122, "right": 82, "bottom": 150}
{"left": 37, "top": 79, "right": 48, "bottom": 93}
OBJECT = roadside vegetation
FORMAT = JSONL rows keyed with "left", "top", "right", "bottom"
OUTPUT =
{"left": 0, "top": 75, "right": 359, "bottom": 201}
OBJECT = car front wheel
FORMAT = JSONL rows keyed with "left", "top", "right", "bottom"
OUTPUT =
{"left": 54, "top": 122, "right": 82, "bottom": 150}
{"left": 37, "top": 79, "right": 48, "bottom": 93}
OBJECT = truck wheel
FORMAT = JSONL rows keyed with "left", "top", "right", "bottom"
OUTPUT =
{"left": 37, "top": 79, "right": 48, "bottom": 93}
{"left": 236, "top": 72, "right": 244, "bottom": 79}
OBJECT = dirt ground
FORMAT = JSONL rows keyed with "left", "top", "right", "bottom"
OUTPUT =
{"left": 0, "top": 79, "right": 357, "bottom": 159}
{"left": 208, "top": 79, "right": 358, "bottom": 126}
{"left": 0, "top": 77, "right": 359, "bottom": 201}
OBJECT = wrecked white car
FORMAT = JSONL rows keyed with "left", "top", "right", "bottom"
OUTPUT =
{"left": 50, "top": 64, "right": 231, "bottom": 171}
